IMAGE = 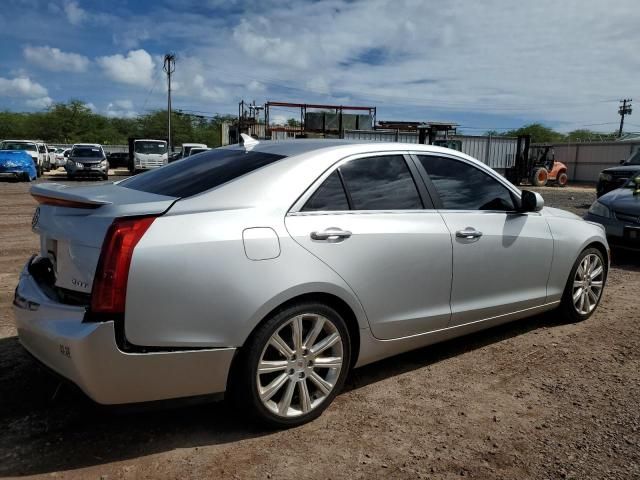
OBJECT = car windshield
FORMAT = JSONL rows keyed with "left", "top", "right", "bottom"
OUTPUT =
{"left": 626, "top": 151, "right": 640, "bottom": 165}
{"left": 120, "top": 148, "right": 286, "bottom": 198}
{"left": 135, "top": 141, "right": 167, "bottom": 154}
{"left": 72, "top": 147, "right": 103, "bottom": 158}
{"left": 0, "top": 141, "right": 37, "bottom": 151}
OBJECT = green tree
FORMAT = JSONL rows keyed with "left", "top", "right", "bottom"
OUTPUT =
{"left": 566, "top": 129, "right": 617, "bottom": 142}
{"left": 501, "top": 123, "right": 565, "bottom": 143}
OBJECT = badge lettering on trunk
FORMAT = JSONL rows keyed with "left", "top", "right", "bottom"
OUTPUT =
{"left": 31, "top": 207, "right": 40, "bottom": 229}
{"left": 59, "top": 344, "right": 71, "bottom": 358}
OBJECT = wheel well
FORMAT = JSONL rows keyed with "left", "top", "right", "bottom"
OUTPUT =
{"left": 585, "top": 241, "right": 609, "bottom": 268}
{"left": 227, "top": 293, "right": 362, "bottom": 391}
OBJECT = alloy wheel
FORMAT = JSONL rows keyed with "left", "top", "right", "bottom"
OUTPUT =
{"left": 256, "top": 313, "right": 343, "bottom": 418}
{"left": 572, "top": 253, "right": 604, "bottom": 315}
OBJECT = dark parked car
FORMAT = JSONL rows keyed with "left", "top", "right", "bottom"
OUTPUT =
{"left": 586, "top": 172, "right": 640, "bottom": 249}
{"left": 596, "top": 150, "right": 640, "bottom": 197}
{"left": 107, "top": 152, "right": 129, "bottom": 169}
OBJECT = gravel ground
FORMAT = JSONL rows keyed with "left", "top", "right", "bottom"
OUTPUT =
{"left": 0, "top": 178, "right": 638, "bottom": 480}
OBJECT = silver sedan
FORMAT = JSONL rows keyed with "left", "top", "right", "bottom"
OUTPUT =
{"left": 14, "top": 139, "right": 609, "bottom": 427}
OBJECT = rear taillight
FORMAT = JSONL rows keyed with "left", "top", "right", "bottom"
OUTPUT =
{"left": 90, "top": 216, "right": 156, "bottom": 315}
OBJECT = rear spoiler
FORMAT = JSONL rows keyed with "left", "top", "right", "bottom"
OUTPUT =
{"left": 30, "top": 183, "right": 112, "bottom": 209}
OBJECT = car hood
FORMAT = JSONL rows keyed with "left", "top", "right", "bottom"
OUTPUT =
{"left": 601, "top": 165, "right": 640, "bottom": 173}
{"left": 598, "top": 187, "right": 640, "bottom": 213}
{"left": 541, "top": 206, "right": 581, "bottom": 220}
{"left": 0, "top": 151, "right": 37, "bottom": 176}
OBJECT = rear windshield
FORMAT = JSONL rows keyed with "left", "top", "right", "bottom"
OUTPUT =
{"left": 119, "top": 148, "right": 286, "bottom": 198}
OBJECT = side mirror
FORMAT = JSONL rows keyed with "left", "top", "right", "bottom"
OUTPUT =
{"left": 620, "top": 159, "right": 627, "bottom": 165}
{"left": 520, "top": 190, "right": 544, "bottom": 212}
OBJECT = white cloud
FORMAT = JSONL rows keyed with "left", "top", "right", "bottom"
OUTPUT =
{"left": 306, "top": 77, "right": 330, "bottom": 96}
{"left": 106, "top": 101, "right": 137, "bottom": 118}
{"left": 96, "top": 49, "right": 155, "bottom": 87}
{"left": 233, "top": 19, "right": 308, "bottom": 69}
{"left": 26, "top": 96, "right": 53, "bottom": 108}
{"left": 0, "top": 76, "right": 48, "bottom": 98}
{"left": 63, "top": 0, "right": 87, "bottom": 25}
{"left": 24, "top": 45, "right": 90, "bottom": 72}
{"left": 5, "top": 0, "right": 640, "bottom": 130}
{"left": 248, "top": 80, "right": 265, "bottom": 92}
{"left": 113, "top": 99, "right": 134, "bottom": 110}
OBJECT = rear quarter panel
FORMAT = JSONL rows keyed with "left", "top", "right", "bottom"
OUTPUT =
{"left": 124, "top": 208, "right": 369, "bottom": 348}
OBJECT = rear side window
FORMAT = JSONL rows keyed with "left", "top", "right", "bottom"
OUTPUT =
{"left": 418, "top": 155, "right": 515, "bottom": 211}
{"left": 120, "top": 149, "right": 285, "bottom": 198}
{"left": 339, "top": 155, "right": 423, "bottom": 210}
{"left": 302, "top": 171, "right": 350, "bottom": 211}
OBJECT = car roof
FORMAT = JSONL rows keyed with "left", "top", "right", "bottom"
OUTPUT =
{"left": 219, "top": 138, "right": 469, "bottom": 158}
{"left": 73, "top": 143, "right": 102, "bottom": 147}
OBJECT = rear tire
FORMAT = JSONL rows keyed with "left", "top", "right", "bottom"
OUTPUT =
{"left": 559, "top": 247, "right": 606, "bottom": 323}
{"left": 229, "top": 302, "right": 351, "bottom": 428}
{"left": 531, "top": 167, "right": 549, "bottom": 186}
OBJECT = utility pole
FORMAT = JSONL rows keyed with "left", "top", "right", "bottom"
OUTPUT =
{"left": 618, "top": 98, "right": 632, "bottom": 138}
{"left": 163, "top": 53, "right": 176, "bottom": 151}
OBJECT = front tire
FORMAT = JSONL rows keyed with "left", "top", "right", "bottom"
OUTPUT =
{"left": 230, "top": 302, "right": 351, "bottom": 428}
{"left": 531, "top": 167, "right": 549, "bottom": 186}
{"left": 559, "top": 247, "right": 606, "bottom": 323}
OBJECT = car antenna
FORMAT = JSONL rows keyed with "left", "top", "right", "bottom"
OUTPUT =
{"left": 240, "top": 133, "right": 259, "bottom": 151}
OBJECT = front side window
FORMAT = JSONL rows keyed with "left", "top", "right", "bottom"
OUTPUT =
{"left": 418, "top": 156, "right": 515, "bottom": 211}
{"left": 339, "top": 155, "right": 423, "bottom": 210}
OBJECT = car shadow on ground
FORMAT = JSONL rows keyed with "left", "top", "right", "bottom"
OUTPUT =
{"left": 1, "top": 309, "right": 567, "bottom": 477}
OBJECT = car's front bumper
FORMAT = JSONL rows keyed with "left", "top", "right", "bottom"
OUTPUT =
{"left": 64, "top": 163, "right": 108, "bottom": 176}
{"left": 584, "top": 213, "right": 640, "bottom": 249}
{"left": 13, "top": 261, "right": 236, "bottom": 405}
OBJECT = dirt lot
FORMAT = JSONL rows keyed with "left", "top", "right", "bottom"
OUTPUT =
{"left": 0, "top": 179, "right": 638, "bottom": 480}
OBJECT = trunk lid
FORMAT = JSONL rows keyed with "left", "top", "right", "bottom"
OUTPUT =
{"left": 30, "top": 182, "right": 176, "bottom": 295}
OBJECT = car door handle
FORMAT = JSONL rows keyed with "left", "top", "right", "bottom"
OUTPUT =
{"left": 455, "top": 228, "right": 483, "bottom": 239}
{"left": 310, "top": 228, "right": 352, "bottom": 241}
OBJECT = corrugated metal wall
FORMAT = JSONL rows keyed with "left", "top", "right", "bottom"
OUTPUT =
{"left": 532, "top": 142, "right": 640, "bottom": 182}
{"left": 343, "top": 130, "right": 518, "bottom": 171}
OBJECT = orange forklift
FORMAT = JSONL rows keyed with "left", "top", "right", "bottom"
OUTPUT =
{"left": 506, "top": 135, "right": 568, "bottom": 187}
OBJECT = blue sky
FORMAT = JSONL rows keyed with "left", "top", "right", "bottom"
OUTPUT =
{"left": 1, "top": 0, "right": 639, "bottom": 133}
